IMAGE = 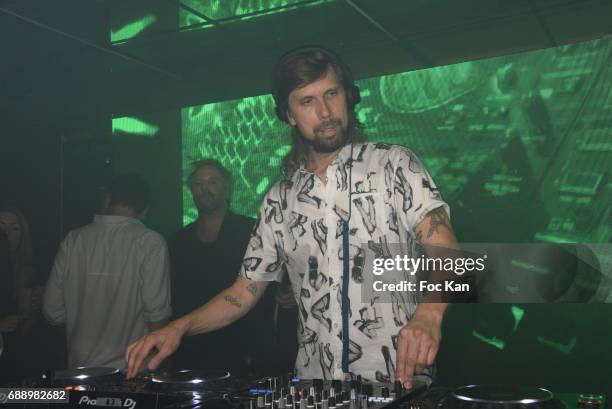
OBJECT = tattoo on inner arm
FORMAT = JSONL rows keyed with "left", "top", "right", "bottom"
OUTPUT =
{"left": 426, "top": 207, "right": 451, "bottom": 238}
{"left": 246, "top": 282, "right": 257, "bottom": 297}
{"left": 224, "top": 295, "right": 242, "bottom": 308}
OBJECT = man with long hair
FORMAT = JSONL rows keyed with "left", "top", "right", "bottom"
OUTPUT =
{"left": 126, "top": 47, "right": 459, "bottom": 388}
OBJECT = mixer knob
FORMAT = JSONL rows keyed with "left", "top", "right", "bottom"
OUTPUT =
{"left": 341, "top": 391, "right": 350, "bottom": 404}
{"left": 381, "top": 387, "right": 389, "bottom": 398}
{"left": 307, "top": 395, "right": 315, "bottom": 409}
{"left": 328, "top": 396, "right": 337, "bottom": 409}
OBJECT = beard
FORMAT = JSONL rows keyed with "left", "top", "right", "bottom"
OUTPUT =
{"left": 306, "top": 117, "right": 347, "bottom": 153}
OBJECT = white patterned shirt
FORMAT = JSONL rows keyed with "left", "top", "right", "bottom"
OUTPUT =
{"left": 240, "top": 142, "right": 449, "bottom": 381}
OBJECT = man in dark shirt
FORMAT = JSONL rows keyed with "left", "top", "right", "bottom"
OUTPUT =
{"left": 170, "top": 159, "right": 274, "bottom": 375}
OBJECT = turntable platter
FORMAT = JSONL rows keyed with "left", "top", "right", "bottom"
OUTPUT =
{"left": 151, "top": 369, "right": 231, "bottom": 385}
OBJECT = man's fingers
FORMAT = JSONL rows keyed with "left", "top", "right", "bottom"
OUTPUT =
{"left": 133, "top": 338, "right": 156, "bottom": 377}
{"left": 395, "top": 327, "right": 409, "bottom": 383}
{"left": 426, "top": 343, "right": 439, "bottom": 367}
{"left": 126, "top": 339, "right": 146, "bottom": 378}
{"left": 148, "top": 346, "right": 170, "bottom": 371}
{"left": 403, "top": 330, "right": 422, "bottom": 388}
{"left": 414, "top": 343, "right": 430, "bottom": 374}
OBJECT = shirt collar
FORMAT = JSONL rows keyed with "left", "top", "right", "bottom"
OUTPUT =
{"left": 297, "top": 143, "right": 357, "bottom": 175}
{"left": 93, "top": 214, "right": 141, "bottom": 225}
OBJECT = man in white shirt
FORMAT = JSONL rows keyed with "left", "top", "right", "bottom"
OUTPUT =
{"left": 44, "top": 173, "right": 171, "bottom": 370}
{"left": 125, "top": 47, "right": 459, "bottom": 388}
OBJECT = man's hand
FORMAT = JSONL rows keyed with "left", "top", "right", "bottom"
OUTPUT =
{"left": 395, "top": 305, "right": 444, "bottom": 389}
{"left": 125, "top": 320, "right": 185, "bottom": 379}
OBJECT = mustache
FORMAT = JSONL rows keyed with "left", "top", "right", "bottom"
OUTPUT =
{"left": 314, "top": 118, "right": 342, "bottom": 133}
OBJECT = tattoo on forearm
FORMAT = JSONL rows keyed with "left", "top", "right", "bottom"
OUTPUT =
{"left": 224, "top": 295, "right": 242, "bottom": 308}
{"left": 246, "top": 282, "right": 257, "bottom": 297}
{"left": 426, "top": 207, "right": 451, "bottom": 238}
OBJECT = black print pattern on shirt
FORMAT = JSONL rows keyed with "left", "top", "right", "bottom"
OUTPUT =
{"left": 384, "top": 161, "right": 394, "bottom": 198}
{"left": 394, "top": 166, "right": 413, "bottom": 213}
{"left": 288, "top": 212, "right": 308, "bottom": 251}
{"left": 348, "top": 339, "right": 363, "bottom": 364}
{"left": 311, "top": 293, "right": 332, "bottom": 332}
{"left": 279, "top": 180, "right": 293, "bottom": 209}
{"left": 387, "top": 202, "right": 400, "bottom": 236}
{"left": 299, "top": 288, "right": 311, "bottom": 321}
{"left": 375, "top": 345, "right": 395, "bottom": 383}
{"left": 355, "top": 171, "right": 377, "bottom": 194}
{"left": 242, "top": 257, "right": 263, "bottom": 276}
{"left": 390, "top": 290, "right": 411, "bottom": 327}
{"left": 265, "top": 198, "right": 284, "bottom": 224}
{"left": 355, "top": 144, "right": 368, "bottom": 163}
{"left": 422, "top": 176, "right": 442, "bottom": 199}
{"left": 266, "top": 231, "right": 288, "bottom": 273}
{"left": 308, "top": 256, "right": 326, "bottom": 291}
{"left": 333, "top": 205, "right": 349, "bottom": 238}
{"left": 351, "top": 245, "right": 365, "bottom": 283}
{"left": 354, "top": 196, "right": 377, "bottom": 235}
{"left": 336, "top": 162, "right": 348, "bottom": 191}
{"left": 374, "top": 143, "right": 392, "bottom": 150}
{"left": 353, "top": 302, "right": 384, "bottom": 339}
{"left": 311, "top": 219, "right": 328, "bottom": 255}
{"left": 298, "top": 174, "right": 322, "bottom": 208}
{"left": 368, "top": 239, "right": 392, "bottom": 260}
{"left": 319, "top": 342, "right": 334, "bottom": 379}
{"left": 298, "top": 320, "right": 318, "bottom": 368}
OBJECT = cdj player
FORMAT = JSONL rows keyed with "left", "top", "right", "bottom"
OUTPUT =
{"left": 0, "top": 367, "right": 606, "bottom": 409}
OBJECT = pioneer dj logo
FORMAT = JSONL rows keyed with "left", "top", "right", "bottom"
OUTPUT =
{"left": 78, "top": 395, "right": 137, "bottom": 409}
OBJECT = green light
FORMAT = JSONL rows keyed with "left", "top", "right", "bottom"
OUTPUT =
{"left": 511, "top": 305, "right": 524, "bottom": 331}
{"left": 510, "top": 259, "right": 549, "bottom": 274}
{"left": 112, "top": 117, "right": 160, "bottom": 137}
{"left": 179, "top": 0, "right": 333, "bottom": 29}
{"left": 536, "top": 335, "right": 577, "bottom": 354}
{"left": 471, "top": 330, "right": 505, "bottom": 350}
{"left": 111, "top": 14, "right": 157, "bottom": 42}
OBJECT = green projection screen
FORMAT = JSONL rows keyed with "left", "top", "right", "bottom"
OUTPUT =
{"left": 182, "top": 37, "right": 611, "bottom": 245}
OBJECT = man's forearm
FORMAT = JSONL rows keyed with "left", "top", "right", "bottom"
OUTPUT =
{"left": 172, "top": 277, "right": 266, "bottom": 337}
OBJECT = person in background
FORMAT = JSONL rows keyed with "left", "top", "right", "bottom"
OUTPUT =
{"left": 0, "top": 206, "right": 43, "bottom": 378}
{"left": 43, "top": 173, "right": 172, "bottom": 371}
{"left": 170, "top": 159, "right": 276, "bottom": 375}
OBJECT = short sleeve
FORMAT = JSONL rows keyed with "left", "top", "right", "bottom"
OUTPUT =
{"left": 239, "top": 185, "right": 287, "bottom": 283}
{"left": 139, "top": 232, "right": 172, "bottom": 322}
{"left": 390, "top": 146, "right": 450, "bottom": 234}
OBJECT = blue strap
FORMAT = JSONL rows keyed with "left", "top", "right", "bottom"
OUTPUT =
{"left": 341, "top": 144, "right": 355, "bottom": 373}
{"left": 341, "top": 222, "right": 350, "bottom": 372}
